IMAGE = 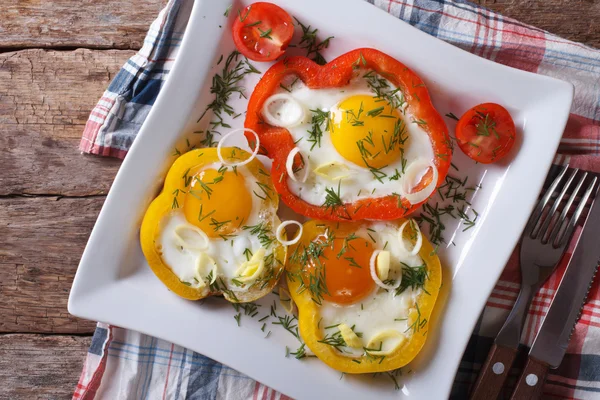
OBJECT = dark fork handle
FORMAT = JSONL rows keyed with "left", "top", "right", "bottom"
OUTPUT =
{"left": 510, "top": 357, "right": 548, "bottom": 399}
{"left": 470, "top": 344, "right": 518, "bottom": 400}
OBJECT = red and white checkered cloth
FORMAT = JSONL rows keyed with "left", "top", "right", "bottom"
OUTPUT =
{"left": 75, "top": 0, "right": 600, "bottom": 399}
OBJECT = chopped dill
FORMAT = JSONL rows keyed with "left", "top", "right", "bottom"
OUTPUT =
{"left": 294, "top": 18, "right": 334, "bottom": 65}
{"left": 307, "top": 109, "right": 332, "bottom": 150}
{"left": 197, "top": 51, "right": 260, "bottom": 146}
{"left": 243, "top": 222, "right": 275, "bottom": 248}
{"left": 445, "top": 112, "right": 459, "bottom": 121}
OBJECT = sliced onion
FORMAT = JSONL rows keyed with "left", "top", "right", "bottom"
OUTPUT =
{"left": 173, "top": 225, "right": 209, "bottom": 251}
{"left": 365, "top": 331, "right": 406, "bottom": 356}
{"left": 278, "top": 287, "right": 295, "bottom": 315}
{"left": 195, "top": 252, "right": 218, "bottom": 286}
{"left": 285, "top": 147, "right": 309, "bottom": 183}
{"left": 276, "top": 220, "right": 303, "bottom": 246}
{"left": 262, "top": 93, "right": 305, "bottom": 128}
{"left": 400, "top": 159, "right": 438, "bottom": 205}
{"left": 370, "top": 250, "right": 402, "bottom": 290}
{"left": 313, "top": 161, "right": 351, "bottom": 181}
{"left": 397, "top": 219, "right": 423, "bottom": 256}
{"left": 217, "top": 128, "right": 260, "bottom": 168}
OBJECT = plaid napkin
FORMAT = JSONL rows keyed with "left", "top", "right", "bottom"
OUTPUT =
{"left": 75, "top": 0, "right": 600, "bottom": 399}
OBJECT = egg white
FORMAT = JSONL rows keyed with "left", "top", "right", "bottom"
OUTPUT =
{"left": 269, "top": 72, "right": 435, "bottom": 207}
{"left": 318, "top": 222, "right": 425, "bottom": 357}
{"left": 157, "top": 162, "right": 279, "bottom": 290}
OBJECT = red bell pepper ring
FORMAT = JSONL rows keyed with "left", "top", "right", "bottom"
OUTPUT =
{"left": 245, "top": 48, "right": 451, "bottom": 221}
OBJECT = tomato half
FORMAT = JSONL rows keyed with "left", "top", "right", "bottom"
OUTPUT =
{"left": 231, "top": 2, "right": 294, "bottom": 62}
{"left": 455, "top": 103, "right": 516, "bottom": 164}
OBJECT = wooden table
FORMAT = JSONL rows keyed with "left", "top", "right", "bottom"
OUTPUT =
{"left": 1, "top": 1, "right": 598, "bottom": 398}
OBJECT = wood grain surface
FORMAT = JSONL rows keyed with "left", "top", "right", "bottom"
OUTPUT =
{"left": 479, "top": 0, "right": 600, "bottom": 49}
{"left": 0, "top": 0, "right": 598, "bottom": 398}
{"left": 0, "top": 196, "right": 104, "bottom": 333}
{"left": 0, "top": 334, "right": 91, "bottom": 400}
{"left": 0, "top": 49, "right": 126, "bottom": 196}
{"left": 1, "top": 0, "right": 166, "bottom": 50}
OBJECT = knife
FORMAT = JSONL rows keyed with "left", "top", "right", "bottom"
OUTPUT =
{"left": 510, "top": 178, "right": 600, "bottom": 400}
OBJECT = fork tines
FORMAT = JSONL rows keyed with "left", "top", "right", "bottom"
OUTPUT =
{"left": 526, "top": 166, "right": 598, "bottom": 248}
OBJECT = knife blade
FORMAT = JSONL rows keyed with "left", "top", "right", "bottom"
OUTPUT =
{"left": 528, "top": 187, "right": 600, "bottom": 368}
{"left": 510, "top": 177, "right": 600, "bottom": 399}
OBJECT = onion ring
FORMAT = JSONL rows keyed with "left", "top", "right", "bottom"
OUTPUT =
{"left": 400, "top": 159, "right": 438, "bottom": 205}
{"left": 217, "top": 128, "right": 260, "bottom": 167}
{"left": 397, "top": 219, "right": 423, "bottom": 256}
{"left": 285, "top": 147, "right": 309, "bottom": 183}
{"left": 276, "top": 220, "right": 303, "bottom": 246}
{"left": 262, "top": 93, "right": 305, "bottom": 127}
{"left": 370, "top": 250, "right": 402, "bottom": 290}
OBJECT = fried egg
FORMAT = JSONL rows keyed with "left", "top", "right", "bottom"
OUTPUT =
{"left": 262, "top": 71, "right": 435, "bottom": 206}
{"left": 149, "top": 148, "right": 286, "bottom": 300}
{"left": 289, "top": 220, "right": 429, "bottom": 359}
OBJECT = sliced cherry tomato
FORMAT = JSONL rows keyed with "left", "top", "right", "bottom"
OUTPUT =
{"left": 232, "top": 2, "right": 294, "bottom": 62}
{"left": 455, "top": 103, "right": 516, "bottom": 164}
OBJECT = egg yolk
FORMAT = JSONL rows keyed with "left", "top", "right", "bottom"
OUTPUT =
{"left": 311, "top": 235, "right": 375, "bottom": 305}
{"left": 330, "top": 95, "right": 404, "bottom": 169}
{"left": 183, "top": 168, "right": 252, "bottom": 238}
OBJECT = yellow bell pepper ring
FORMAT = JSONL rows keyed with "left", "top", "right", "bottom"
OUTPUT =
{"left": 286, "top": 219, "right": 442, "bottom": 373}
{"left": 140, "top": 148, "right": 287, "bottom": 302}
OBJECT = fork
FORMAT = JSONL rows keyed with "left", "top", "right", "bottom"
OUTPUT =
{"left": 470, "top": 165, "right": 595, "bottom": 400}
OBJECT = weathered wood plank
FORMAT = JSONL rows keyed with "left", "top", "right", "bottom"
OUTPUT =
{"left": 0, "top": 49, "right": 126, "bottom": 196}
{"left": 0, "top": 196, "right": 104, "bottom": 333}
{"left": 1, "top": 0, "right": 165, "bottom": 50}
{"left": 0, "top": 334, "right": 91, "bottom": 400}
{"left": 1, "top": 1, "right": 599, "bottom": 51}
{"left": 479, "top": 0, "right": 600, "bottom": 49}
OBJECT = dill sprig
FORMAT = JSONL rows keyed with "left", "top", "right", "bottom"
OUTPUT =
{"left": 361, "top": 157, "right": 388, "bottom": 183}
{"left": 258, "top": 27, "right": 273, "bottom": 40}
{"left": 318, "top": 324, "right": 363, "bottom": 353}
{"left": 344, "top": 257, "right": 363, "bottom": 269}
{"left": 445, "top": 112, "right": 459, "bottom": 121}
{"left": 208, "top": 277, "right": 239, "bottom": 302}
{"left": 396, "top": 263, "right": 429, "bottom": 295}
{"left": 288, "top": 233, "right": 334, "bottom": 305}
{"left": 458, "top": 206, "right": 479, "bottom": 231}
{"left": 475, "top": 111, "right": 500, "bottom": 139}
{"left": 405, "top": 303, "right": 427, "bottom": 335}
{"left": 293, "top": 18, "right": 334, "bottom": 65}
{"left": 209, "top": 217, "right": 231, "bottom": 232}
{"left": 323, "top": 181, "right": 351, "bottom": 219}
{"left": 318, "top": 330, "right": 346, "bottom": 351}
{"left": 307, "top": 109, "right": 332, "bottom": 150}
{"left": 231, "top": 302, "right": 261, "bottom": 318}
{"left": 289, "top": 343, "right": 308, "bottom": 359}
{"left": 414, "top": 171, "right": 481, "bottom": 245}
{"left": 345, "top": 101, "right": 364, "bottom": 126}
{"left": 272, "top": 314, "right": 300, "bottom": 339}
{"left": 336, "top": 233, "right": 358, "bottom": 259}
{"left": 197, "top": 51, "right": 260, "bottom": 146}
{"left": 363, "top": 71, "right": 405, "bottom": 110}
{"left": 243, "top": 222, "right": 275, "bottom": 248}
{"left": 323, "top": 181, "right": 343, "bottom": 210}
{"left": 253, "top": 181, "right": 273, "bottom": 200}
{"left": 382, "top": 118, "right": 408, "bottom": 154}
{"left": 366, "top": 106, "right": 384, "bottom": 117}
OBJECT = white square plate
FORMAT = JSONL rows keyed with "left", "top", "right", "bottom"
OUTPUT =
{"left": 69, "top": 0, "right": 573, "bottom": 398}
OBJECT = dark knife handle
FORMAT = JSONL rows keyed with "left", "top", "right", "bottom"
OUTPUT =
{"left": 470, "top": 343, "right": 518, "bottom": 400}
{"left": 510, "top": 357, "right": 548, "bottom": 400}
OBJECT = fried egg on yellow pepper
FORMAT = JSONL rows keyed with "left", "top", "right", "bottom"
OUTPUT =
{"left": 286, "top": 219, "right": 441, "bottom": 373}
{"left": 140, "top": 148, "right": 286, "bottom": 302}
